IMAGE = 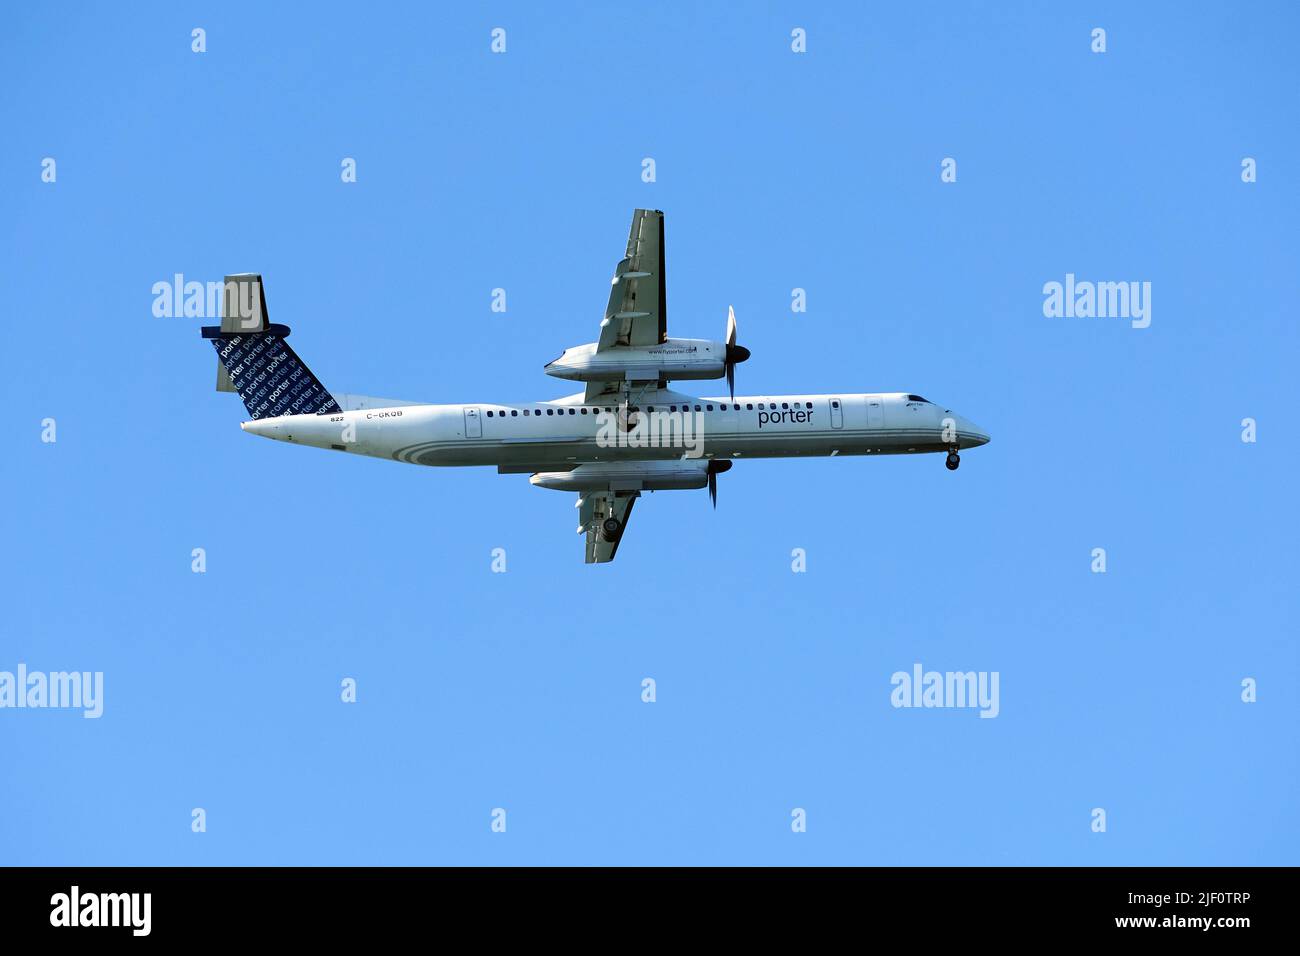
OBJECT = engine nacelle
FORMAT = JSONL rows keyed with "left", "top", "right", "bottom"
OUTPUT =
{"left": 530, "top": 460, "right": 710, "bottom": 493}
{"left": 544, "top": 338, "right": 726, "bottom": 383}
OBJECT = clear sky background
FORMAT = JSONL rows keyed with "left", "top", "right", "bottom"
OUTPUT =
{"left": 2, "top": 2, "right": 1296, "bottom": 865}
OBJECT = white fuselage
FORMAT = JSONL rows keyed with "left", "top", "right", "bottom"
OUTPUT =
{"left": 241, "top": 390, "right": 990, "bottom": 469}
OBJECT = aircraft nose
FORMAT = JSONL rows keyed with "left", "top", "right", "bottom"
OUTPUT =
{"left": 949, "top": 413, "right": 989, "bottom": 447}
{"left": 964, "top": 419, "right": 991, "bottom": 447}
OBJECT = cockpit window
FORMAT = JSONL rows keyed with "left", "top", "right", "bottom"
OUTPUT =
{"left": 906, "top": 395, "right": 930, "bottom": 403}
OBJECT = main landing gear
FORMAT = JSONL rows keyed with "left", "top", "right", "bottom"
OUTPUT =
{"left": 601, "top": 516, "right": 623, "bottom": 540}
{"left": 945, "top": 450, "right": 961, "bottom": 471}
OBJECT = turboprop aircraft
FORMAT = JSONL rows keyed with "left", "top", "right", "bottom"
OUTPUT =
{"left": 201, "top": 209, "right": 990, "bottom": 563}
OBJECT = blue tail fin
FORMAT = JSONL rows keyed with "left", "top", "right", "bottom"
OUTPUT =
{"left": 201, "top": 324, "right": 340, "bottom": 420}
{"left": 201, "top": 274, "right": 340, "bottom": 420}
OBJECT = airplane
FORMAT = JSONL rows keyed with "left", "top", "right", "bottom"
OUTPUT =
{"left": 201, "top": 208, "right": 990, "bottom": 563}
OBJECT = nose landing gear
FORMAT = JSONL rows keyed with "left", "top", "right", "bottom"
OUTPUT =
{"left": 945, "top": 450, "right": 960, "bottom": 471}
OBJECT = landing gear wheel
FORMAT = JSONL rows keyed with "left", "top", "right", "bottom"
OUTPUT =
{"left": 945, "top": 452, "right": 960, "bottom": 471}
{"left": 601, "top": 516, "right": 622, "bottom": 540}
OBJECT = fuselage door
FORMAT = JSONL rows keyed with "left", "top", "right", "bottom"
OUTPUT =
{"left": 866, "top": 398, "right": 883, "bottom": 428}
{"left": 830, "top": 397, "right": 843, "bottom": 429}
{"left": 464, "top": 406, "right": 482, "bottom": 438}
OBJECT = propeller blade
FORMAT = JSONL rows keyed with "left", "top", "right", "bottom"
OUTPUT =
{"left": 706, "top": 459, "right": 731, "bottom": 509}
{"left": 722, "top": 306, "right": 748, "bottom": 401}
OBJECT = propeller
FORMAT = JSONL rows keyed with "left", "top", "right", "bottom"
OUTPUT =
{"left": 707, "top": 459, "right": 732, "bottom": 508}
{"left": 723, "top": 305, "right": 750, "bottom": 400}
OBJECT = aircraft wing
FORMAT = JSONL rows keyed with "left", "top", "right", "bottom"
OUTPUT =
{"left": 586, "top": 209, "right": 667, "bottom": 401}
{"left": 579, "top": 492, "right": 638, "bottom": 564}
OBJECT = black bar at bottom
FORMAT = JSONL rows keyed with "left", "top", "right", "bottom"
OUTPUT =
{"left": 0, "top": 866, "right": 1281, "bottom": 942}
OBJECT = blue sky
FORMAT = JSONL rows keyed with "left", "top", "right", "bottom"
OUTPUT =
{"left": 2, "top": 2, "right": 1296, "bottom": 865}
